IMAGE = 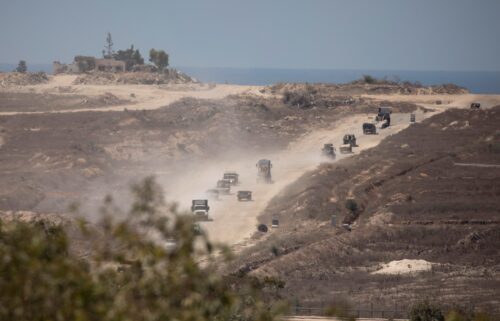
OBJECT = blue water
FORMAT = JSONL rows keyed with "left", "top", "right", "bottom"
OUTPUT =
{"left": 2, "top": 63, "right": 499, "bottom": 94}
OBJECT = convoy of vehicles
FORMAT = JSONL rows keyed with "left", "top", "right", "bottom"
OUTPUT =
{"left": 321, "top": 143, "right": 336, "bottom": 159}
{"left": 237, "top": 191, "right": 253, "bottom": 201}
{"left": 343, "top": 134, "right": 357, "bottom": 147}
{"left": 191, "top": 107, "right": 408, "bottom": 228}
{"left": 256, "top": 159, "right": 273, "bottom": 184}
{"left": 223, "top": 172, "right": 240, "bottom": 185}
{"left": 376, "top": 106, "right": 392, "bottom": 121}
{"left": 362, "top": 123, "right": 376, "bottom": 134}
{"left": 191, "top": 199, "right": 210, "bottom": 221}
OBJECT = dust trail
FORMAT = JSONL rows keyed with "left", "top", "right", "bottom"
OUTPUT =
{"left": 152, "top": 112, "right": 431, "bottom": 247}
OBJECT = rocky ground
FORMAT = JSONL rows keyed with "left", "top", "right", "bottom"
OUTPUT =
{"left": 1, "top": 74, "right": 499, "bottom": 316}
{"left": 225, "top": 106, "right": 500, "bottom": 313}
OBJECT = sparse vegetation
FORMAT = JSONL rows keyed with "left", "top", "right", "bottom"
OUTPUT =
{"left": 113, "top": 45, "right": 145, "bottom": 71}
{"left": 15, "top": 60, "right": 27, "bottom": 73}
{"left": 74, "top": 56, "right": 96, "bottom": 72}
{"left": 409, "top": 301, "right": 445, "bottom": 321}
{"left": 149, "top": 48, "right": 169, "bottom": 71}
{"left": 0, "top": 177, "right": 282, "bottom": 321}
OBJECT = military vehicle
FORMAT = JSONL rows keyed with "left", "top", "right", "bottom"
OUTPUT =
{"left": 191, "top": 199, "right": 210, "bottom": 221}
{"left": 376, "top": 106, "right": 392, "bottom": 121}
{"left": 223, "top": 172, "right": 240, "bottom": 185}
{"left": 343, "top": 134, "right": 357, "bottom": 147}
{"left": 206, "top": 189, "right": 219, "bottom": 200}
{"left": 470, "top": 102, "right": 481, "bottom": 109}
{"left": 256, "top": 159, "right": 272, "bottom": 183}
{"left": 271, "top": 216, "right": 279, "bottom": 228}
{"left": 362, "top": 123, "right": 376, "bottom": 134}
{"left": 381, "top": 114, "right": 391, "bottom": 129}
{"left": 339, "top": 144, "right": 352, "bottom": 154}
{"left": 216, "top": 179, "right": 231, "bottom": 195}
{"left": 321, "top": 143, "right": 336, "bottom": 159}
{"left": 237, "top": 190, "right": 253, "bottom": 201}
{"left": 410, "top": 113, "right": 416, "bottom": 123}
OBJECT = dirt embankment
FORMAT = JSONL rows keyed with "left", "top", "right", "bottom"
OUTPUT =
{"left": 0, "top": 92, "right": 131, "bottom": 112}
{"left": 73, "top": 70, "right": 195, "bottom": 85}
{"left": 264, "top": 82, "right": 468, "bottom": 98}
{"left": 0, "top": 93, "right": 385, "bottom": 214}
{"left": 0, "top": 72, "right": 49, "bottom": 87}
{"left": 225, "top": 107, "right": 500, "bottom": 311}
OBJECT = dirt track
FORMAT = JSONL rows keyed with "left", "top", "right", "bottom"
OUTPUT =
{"left": 1, "top": 75, "right": 499, "bottom": 251}
{"left": 0, "top": 75, "right": 264, "bottom": 115}
{"left": 167, "top": 111, "right": 432, "bottom": 247}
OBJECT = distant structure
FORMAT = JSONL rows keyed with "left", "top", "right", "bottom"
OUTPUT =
{"left": 53, "top": 61, "right": 80, "bottom": 74}
{"left": 53, "top": 58, "right": 126, "bottom": 74}
{"left": 94, "top": 59, "right": 125, "bottom": 72}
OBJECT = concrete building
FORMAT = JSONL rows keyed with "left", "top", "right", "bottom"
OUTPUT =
{"left": 53, "top": 61, "right": 80, "bottom": 74}
{"left": 53, "top": 57, "right": 126, "bottom": 74}
{"left": 95, "top": 59, "right": 126, "bottom": 72}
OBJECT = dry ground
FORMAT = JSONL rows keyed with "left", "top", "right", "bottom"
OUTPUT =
{"left": 1, "top": 75, "right": 500, "bottom": 315}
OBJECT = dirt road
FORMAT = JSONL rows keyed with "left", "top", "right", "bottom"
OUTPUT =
{"left": 163, "top": 111, "right": 430, "bottom": 248}
{"left": 0, "top": 75, "right": 264, "bottom": 115}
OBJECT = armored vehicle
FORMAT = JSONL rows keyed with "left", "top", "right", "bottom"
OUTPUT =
{"left": 256, "top": 159, "right": 272, "bottom": 183}
{"left": 381, "top": 114, "right": 391, "bottom": 129}
{"left": 237, "top": 190, "right": 253, "bottom": 201}
{"left": 410, "top": 113, "right": 416, "bottom": 123}
{"left": 223, "top": 172, "right": 239, "bottom": 185}
{"left": 321, "top": 143, "right": 336, "bottom": 159}
{"left": 216, "top": 179, "right": 231, "bottom": 195}
{"left": 339, "top": 144, "right": 352, "bottom": 154}
{"left": 191, "top": 199, "right": 210, "bottom": 221}
{"left": 271, "top": 216, "right": 279, "bottom": 228}
{"left": 470, "top": 103, "right": 481, "bottom": 109}
{"left": 376, "top": 106, "right": 393, "bottom": 121}
{"left": 362, "top": 123, "right": 376, "bottom": 135}
{"left": 343, "top": 134, "right": 357, "bottom": 147}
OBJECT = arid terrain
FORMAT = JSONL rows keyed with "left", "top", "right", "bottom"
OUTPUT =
{"left": 1, "top": 72, "right": 499, "bottom": 316}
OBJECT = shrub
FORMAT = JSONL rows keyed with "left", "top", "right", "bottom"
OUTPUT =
{"left": 345, "top": 199, "right": 358, "bottom": 213}
{"left": 0, "top": 177, "right": 281, "bottom": 321}
{"left": 15, "top": 60, "right": 27, "bottom": 73}
{"left": 409, "top": 301, "right": 445, "bottom": 321}
{"left": 362, "top": 74, "right": 376, "bottom": 84}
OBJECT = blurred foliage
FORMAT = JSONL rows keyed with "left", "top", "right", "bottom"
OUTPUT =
{"left": 410, "top": 301, "right": 445, "bottom": 321}
{"left": 0, "top": 177, "right": 283, "bottom": 321}
{"left": 345, "top": 199, "right": 358, "bottom": 213}
{"left": 15, "top": 60, "right": 27, "bottom": 73}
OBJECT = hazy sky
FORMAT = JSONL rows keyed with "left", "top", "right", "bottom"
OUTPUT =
{"left": 1, "top": 0, "right": 499, "bottom": 70}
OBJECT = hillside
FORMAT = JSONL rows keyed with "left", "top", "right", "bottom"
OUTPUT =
{"left": 226, "top": 106, "right": 500, "bottom": 312}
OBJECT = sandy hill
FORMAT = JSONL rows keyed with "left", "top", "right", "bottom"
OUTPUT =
{"left": 226, "top": 106, "right": 500, "bottom": 312}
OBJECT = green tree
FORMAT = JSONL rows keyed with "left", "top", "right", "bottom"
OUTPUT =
{"left": 114, "top": 45, "right": 144, "bottom": 71}
{"left": 0, "top": 177, "right": 281, "bottom": 321}
{"left": 15, "top": 60, "right": 27, "bottom": 73}
{"left": 74, "top": 56, "right": 96, "bottom": 72}
{"left": 345, "top": 199, "right": 358, "bottom": 213}
{"left": 362, "top": 74, "right": 376, "bottom": 84}
{"left": 149, "top": 48, "right": 169, "bottom": 71}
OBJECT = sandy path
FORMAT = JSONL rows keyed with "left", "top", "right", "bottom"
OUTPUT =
{"left": 0, "top": 77, "right": 264, "bottom": 116}
{"left": 159, "top": 110, "right": 431, "bottom": 248}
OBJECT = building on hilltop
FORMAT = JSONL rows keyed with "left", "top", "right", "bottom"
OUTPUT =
{"left": 95, "top": 59, "right": 125, "bottom": 72}
{"left": 53, "top": 57, "right": 126, "bottom": 74}
{"left": 53, "top": 61, "right": 80, "bottom": 74}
